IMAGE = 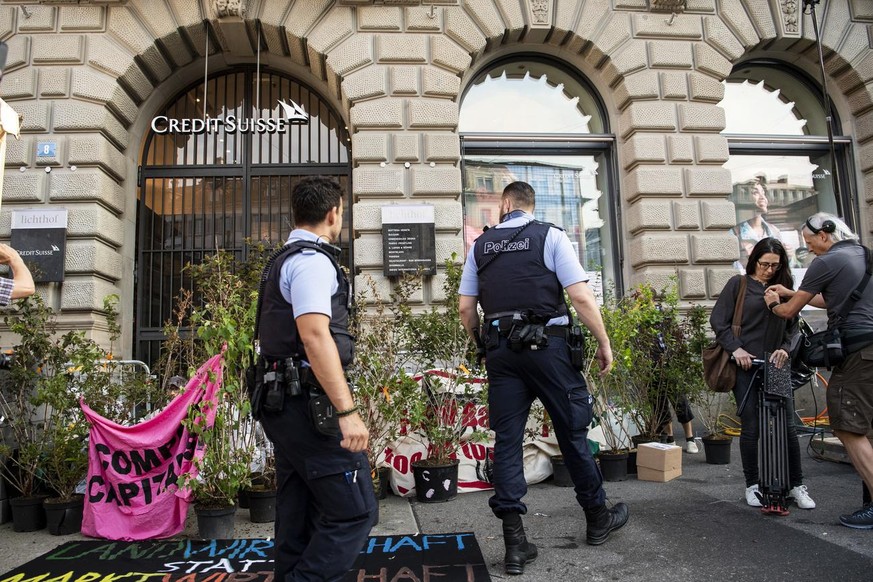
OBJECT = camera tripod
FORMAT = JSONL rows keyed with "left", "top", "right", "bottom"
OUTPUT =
{"left": 743, "top": 356, "right": 794, "bottom": 515}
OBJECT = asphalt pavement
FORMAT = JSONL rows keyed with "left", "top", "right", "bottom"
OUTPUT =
{"left": 2, "top": 433, "right": 873, "bottom": 581}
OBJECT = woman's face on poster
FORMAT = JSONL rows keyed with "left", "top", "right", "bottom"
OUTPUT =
{"left": 752, "top": 183, "right": 769, "bottom": 213}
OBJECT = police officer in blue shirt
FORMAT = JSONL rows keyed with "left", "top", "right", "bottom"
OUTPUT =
{"left": 459, "top": 181, "right": 629, "bottom": 576}
{"left": 256, "top": 177, "right": 376, "bottom": 582}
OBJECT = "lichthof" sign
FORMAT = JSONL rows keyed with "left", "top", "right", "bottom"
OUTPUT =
{"left": 11, "top": 208, "right": 68, "bottom": 283}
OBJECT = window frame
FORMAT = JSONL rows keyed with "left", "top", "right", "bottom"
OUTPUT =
{"left": 720, "top": 59, "right": 858, "bottom": 233}
{"left": 460, "top": 133, "right": 624, "bottom": 294}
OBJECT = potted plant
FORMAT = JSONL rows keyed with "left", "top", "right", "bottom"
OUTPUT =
{"left": 349, "top": 274, "right": 422, "bottom": 499}
{"left": 169, "top": 250, "right": 263, "bottom": 538}
{"left": 0, "top": 296, "right": 60, "bottom": 532}
{"left": 243, "top": 433, "right": 277, "bottom": 524}
{"left": 36, "top": 330, "right": 104, "bottom": 536}
{"left": 693, "top": 390, "right": 735, "bottom": 465}
{"left": 396, "top": 257, "right": 489, "bottom": 502}
{"left": 583, "top": 284, "right": 651, "bottom": 482}
{"left": 613, "top": 283, "right": 686, "bottom": 443}
{"left": 1, "top": 294, "right": 163, "bottom": 535}
{"left": 584, "top": 281, "right": 709, "bottom": 480}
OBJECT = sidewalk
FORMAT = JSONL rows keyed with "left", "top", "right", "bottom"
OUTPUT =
{"left": 4, "top": 437, "right": 873, "bottom": 580}
{"left": 0, "top": 493, "right": 419, "bottom": 571}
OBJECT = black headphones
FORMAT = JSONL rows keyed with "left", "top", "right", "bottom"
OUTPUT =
{"left": 805, "top": 218, "right": 836, "bottom": 234}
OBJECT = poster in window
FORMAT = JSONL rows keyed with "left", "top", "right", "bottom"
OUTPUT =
{"left": 725, "top": 156, "right": 825, "bottom": 275}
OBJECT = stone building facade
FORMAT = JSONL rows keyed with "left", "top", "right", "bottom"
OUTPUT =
{"left": 0, "top": 0, "right": 871, "bottom": 359}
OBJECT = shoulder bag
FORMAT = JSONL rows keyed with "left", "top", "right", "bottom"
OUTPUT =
{"left": 800, "top": 246, "right": 873, "bottom": 369}
{"left": 703, "top": 276, "right": 747, "bottom": 392}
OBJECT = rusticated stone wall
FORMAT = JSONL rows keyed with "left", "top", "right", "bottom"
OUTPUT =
{"left": 0, "top": 0, "right": 871, "bottom": 354}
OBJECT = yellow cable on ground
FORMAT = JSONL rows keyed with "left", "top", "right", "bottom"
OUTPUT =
{"left": 799, "top": 372, "right": 830, "bottom": 429}
{"left": 714, "top": 372, "right": 832, "bottom": 437}
{"left": 718, "top": 413, "right": 742, "bottom": 437}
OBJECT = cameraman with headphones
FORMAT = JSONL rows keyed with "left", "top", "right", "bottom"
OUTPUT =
{"left": 765, "top": 213, "right": 873, "bottom": 529}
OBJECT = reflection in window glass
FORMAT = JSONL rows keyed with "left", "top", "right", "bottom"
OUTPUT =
{"left": 460, "top": 59, "right": 615, "bottom": 294}
{"left": 721, "top": 81, "right": 806, "bottom": 136}
{"left": 719, "top": 69, "right": 844, "bottom": 287}
{"left": 463, "top": 155, "right": 610, "bottom": 276}
{"left": 460, "top": 60, "right": 604, "bottom": 134}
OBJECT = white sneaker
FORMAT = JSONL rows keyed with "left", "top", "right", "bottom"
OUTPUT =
{"left": 685, "top": 439, "right": 699, "bottom": 454}
{"left": 745, "top": 484, "right": 763, "bottom": 507}
{"left": 789, "top": 484, "right": 816, "bottom": 509}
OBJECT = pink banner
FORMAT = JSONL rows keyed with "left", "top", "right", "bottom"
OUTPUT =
{"left": 79, "top": 352, "right": 224, "bottom": 540}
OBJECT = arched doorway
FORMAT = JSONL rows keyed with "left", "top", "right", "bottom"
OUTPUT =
{"left": 136, "top": 68, "right": 351, "bottom": 363}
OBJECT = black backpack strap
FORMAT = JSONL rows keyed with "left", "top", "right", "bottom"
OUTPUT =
{"left": 836, "top": 246, "right": 873, "bottom": 323}
{"left": 250, "top": 240, "right": 343, "bottom": 365}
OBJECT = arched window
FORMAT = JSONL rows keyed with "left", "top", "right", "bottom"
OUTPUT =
{"left": 460, "top": 57, "right": 619, "bottom": 295}
{"left": 136, "top": 68, "right": 351, "bottom": 363}
{"left": 718, "top": 62, "right": 855, "bottom": 273}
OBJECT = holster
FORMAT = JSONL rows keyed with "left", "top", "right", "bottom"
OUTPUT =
{"left": 568, "top": 325, "right": 586, "bottom": 370}
{"left": 248, "top": 356, "right": 302, "bottom": 420}
{"left": 299, "top": 367, "right": 342, "bottom": 437}
{"left": 509, "top": 323, "right": 547, "bottom": 352}
{"left": 490, "top": 313, "right": 549, "bottom": 352}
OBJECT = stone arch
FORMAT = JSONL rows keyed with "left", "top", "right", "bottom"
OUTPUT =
{"left": 3, "top": 0, "right": 872, "bottom": 330}
{"left": 712, "top": 1, "right": 873, "bottom": 237}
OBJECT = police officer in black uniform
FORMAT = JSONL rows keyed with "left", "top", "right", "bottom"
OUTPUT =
{"left": 255, "top": 177, "right": 376, "bottom": 582}
{"left": 459, "top": 181, "right": 629, "bottom": 576}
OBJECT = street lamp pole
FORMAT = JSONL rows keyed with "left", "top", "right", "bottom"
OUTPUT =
{"left": 803, "top": 0, "right": 845, "bottom": 218}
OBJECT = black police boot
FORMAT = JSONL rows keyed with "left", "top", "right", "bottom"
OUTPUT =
{"left": 584, "top": 502, "right": 629, "bottom": 546}
{"left": 501, "top": 513, "right": 537, "bottom": 575}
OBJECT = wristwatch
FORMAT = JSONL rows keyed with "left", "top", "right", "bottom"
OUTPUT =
{"left": 768, "top": 300, "right": 780, "bottom": 312}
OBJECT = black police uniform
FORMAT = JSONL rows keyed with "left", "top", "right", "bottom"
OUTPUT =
{"left": 473, "top": 219, "right": 606, "bottom": 517}
{"left": 257, "top": 240, "right": 376, "bottom": 582}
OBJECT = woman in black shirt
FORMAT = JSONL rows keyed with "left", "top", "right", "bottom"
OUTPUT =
{"left": 710, "top": 237, "right": 815, "bottom": 510}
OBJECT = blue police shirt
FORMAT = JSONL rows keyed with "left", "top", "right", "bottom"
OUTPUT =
{"left": 458, "top": 212, "right": 588, "bottom": 326}
{"left": 279, "top": 229, "right": 339, "bottom": 318}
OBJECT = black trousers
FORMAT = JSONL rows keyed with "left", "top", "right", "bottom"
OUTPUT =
{"left": 652, "top": 389, "right": 695, "bottom": 433}
{"left": 260, "top": 393, "right": 377, "bottom": 582}
{"left": 485, "top": 333, "right": 605, "bottom": 517}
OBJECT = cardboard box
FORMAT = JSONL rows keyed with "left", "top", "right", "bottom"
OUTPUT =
{"left": 636, "top": 442, "right": 682, "bottom": 482}
{"left": 637, "top": 466, "right": 682, "bottom": 482}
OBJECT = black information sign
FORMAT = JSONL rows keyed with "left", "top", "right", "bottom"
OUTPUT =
{"left": 382, "top": 205, "right": 436, "bottom": 277}
{"left": 10, "top": 209, "right": 67, "bottom": 283}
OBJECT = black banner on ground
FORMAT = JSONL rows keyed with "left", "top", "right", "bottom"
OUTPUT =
{"left": 0, "top": 534, "right": 492, "bottom": 582}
